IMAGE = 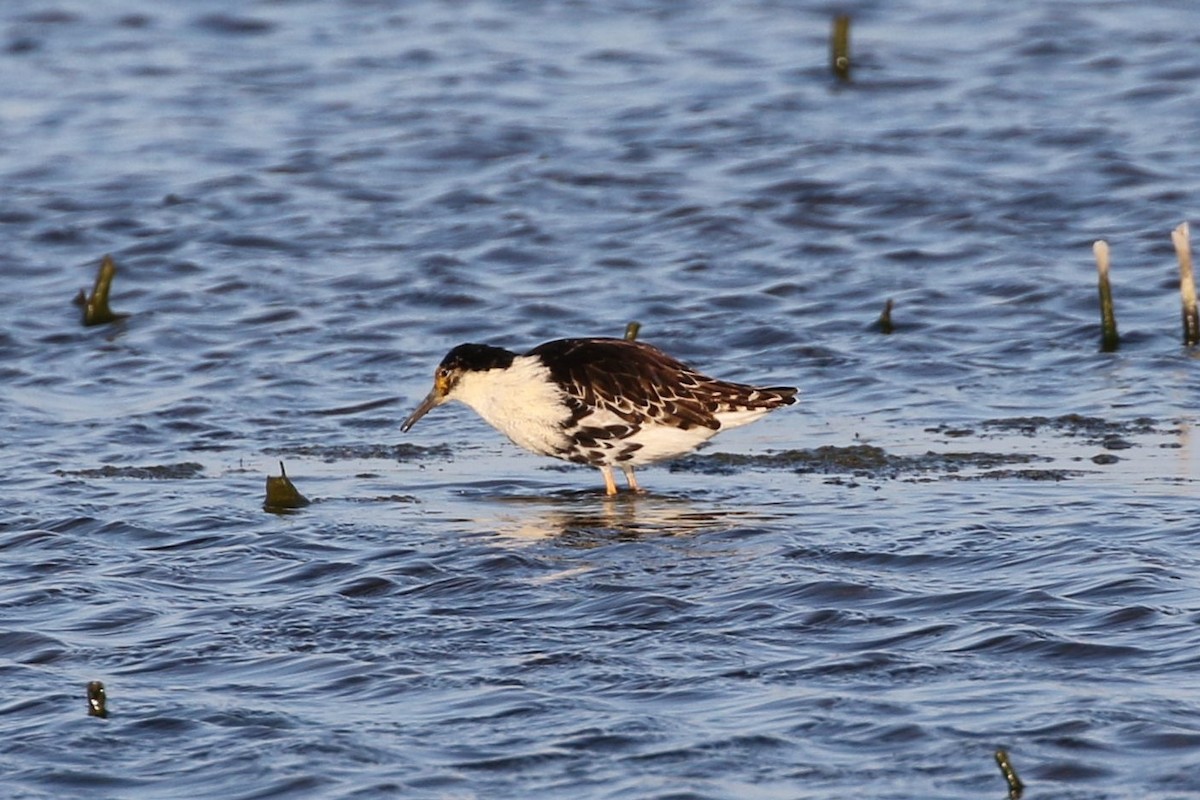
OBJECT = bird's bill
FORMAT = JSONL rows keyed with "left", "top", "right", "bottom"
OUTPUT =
{"left": 400, "top": 388, "right": 441, "bottom": 432}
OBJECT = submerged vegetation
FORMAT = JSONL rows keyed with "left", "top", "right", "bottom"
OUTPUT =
{"left": 73, "top": 254, "right": 129, "bottom": 326}
{"left": 263, "top": 461, "right": 310, "bottom": 513}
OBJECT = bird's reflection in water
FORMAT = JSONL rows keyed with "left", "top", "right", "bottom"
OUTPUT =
{"left": 457, "top": 482, "right": 784, "bottom": 545}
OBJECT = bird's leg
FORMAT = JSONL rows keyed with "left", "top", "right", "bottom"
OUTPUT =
{"left": 621, "top": 466, "right": 643, "bottom": 494}
{"left": 599, "top": 465, "right": 618, "bottom": 496}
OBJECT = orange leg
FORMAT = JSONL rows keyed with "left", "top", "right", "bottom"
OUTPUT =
{"left": 621, "top": 466, "right": 642, "bottom": 493}
{"left": 599, "top": 465, "right": 618, "bottom": 496}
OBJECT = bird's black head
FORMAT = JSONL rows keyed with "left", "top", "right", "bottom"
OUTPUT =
{"left": 399, "top": 343, "right": 517, "bottom": 432}
{"left": 438, "top": 343, "right": 516, "bottom": 374}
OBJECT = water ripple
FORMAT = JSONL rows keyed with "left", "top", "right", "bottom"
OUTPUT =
{"left": 4, "top": 1, "right": 1200, "bottom": 798}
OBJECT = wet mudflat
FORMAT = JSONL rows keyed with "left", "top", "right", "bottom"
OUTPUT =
{"left": 3, "top": 2, "right": 1200, "bottom": 799}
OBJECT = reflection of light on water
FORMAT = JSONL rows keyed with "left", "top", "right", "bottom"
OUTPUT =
{"left": 527, "top": 565, "right": 593, "bottom": 584}
{"left": 461, "top": 490, "right": 785, "bottom": 545}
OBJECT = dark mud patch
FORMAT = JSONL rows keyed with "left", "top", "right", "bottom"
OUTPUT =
{"left": 930, "top": 414, "right": 1169, "bottom": 444}
{"left": 55, "top": 462, "right": 206, "bottom": 480}
{"left": 946, "top": 468, "right": 1083, "bottom": 481}
{"left": 671, "top": 445, "right": 896, "bottom": 477}
{"left": 671, "top": 445, "right": 1071, "bottom": 481}
{"left": 677, "top": 415, "right": 1185, "bottom": 482}
{"left": 262, "top": 443, "right": 452, "bottom": 461}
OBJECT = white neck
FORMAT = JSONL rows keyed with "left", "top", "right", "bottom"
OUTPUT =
{"left": 449, "top": 356, "right": 570, "bottom": 456}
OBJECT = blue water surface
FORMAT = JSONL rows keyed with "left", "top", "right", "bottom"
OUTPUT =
{"left": 3, "top": 1, "right": 1200, "bottom": 798}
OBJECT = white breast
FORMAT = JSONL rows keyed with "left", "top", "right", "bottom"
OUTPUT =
{"left": 449, "top": 356, "right": 572, "bottom": 456}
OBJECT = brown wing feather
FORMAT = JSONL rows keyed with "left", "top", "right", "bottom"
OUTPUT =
{"left": 527, "top": 338, "right": 796, "bottom": 430}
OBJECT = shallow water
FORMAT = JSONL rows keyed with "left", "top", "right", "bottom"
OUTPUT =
{"left": 4, "top": 1, "right": 1200, "bottom": 798}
